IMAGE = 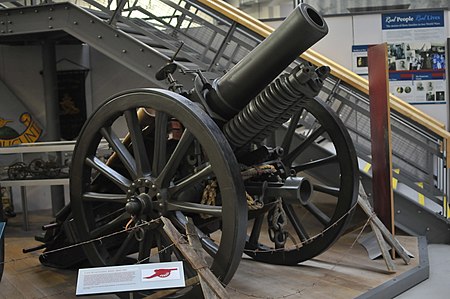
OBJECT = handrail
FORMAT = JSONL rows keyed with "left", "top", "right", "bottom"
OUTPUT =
{"left": 198, "top": 0, "right": 450, "bottom": 163}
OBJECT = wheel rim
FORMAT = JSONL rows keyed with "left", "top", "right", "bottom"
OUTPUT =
{"left": 70, "top": 88, "right": 247, "bottom": 293}
{"left": 244, "top": 97, "right": 358, "bottom": 264}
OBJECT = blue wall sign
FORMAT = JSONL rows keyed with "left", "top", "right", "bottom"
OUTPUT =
{"left": 382, "top": 11, "right": 444, "bottom": 30}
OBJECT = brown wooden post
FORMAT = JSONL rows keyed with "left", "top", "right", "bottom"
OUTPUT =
{"left": 367, "top": 43, "right": 395, "bottom": 234}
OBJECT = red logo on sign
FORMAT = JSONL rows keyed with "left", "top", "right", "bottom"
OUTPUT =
{"left": 143, "top": 268, "right": 178, "bottom": 279}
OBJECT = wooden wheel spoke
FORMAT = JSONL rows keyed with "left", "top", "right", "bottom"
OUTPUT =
{"left": 152, "top": 111, "right": 169, "bottom": 177}
{"left": 314, "top": 184, "right": 340, "bottom": 197}
{"left": 169, "top": 164, "right": 213, "bottom": 195}
{"left": 100, "top": 126, "right": 137, "bottom": 179}
{"left": 293, "top": 154, "right": 338, "bottom": 172}
{"left": 167, "top": 201, "right": 222, "bottom": 217}
{"left": 282, "top": 203, "right": 309, "bottom": 242}
{"left": 138, "top": 230, "right": 154, "bottom": 263}
{"left": 283, "top": 126, "right": 326, "bottom": 166}
{"left": 156, "top": 230, "right": 172, "bottom": 262}
{"left": 85, "top": 157, "right": 131, "bottom": 192}
{"left": 156, "top": 129, "right": 194, "bottom": 187}
{"left": 82, "top": 192, "right": 127, "bottom": 203}
{"left": 124, "top": 108, "right": 151, "bottom": 176}
{"left": 304, "top": 202, "right": 330, "bottom": 226}
{"left": 89, "top": 212, "right": 130, "bottom": 239}
{"left": 111, "top": 232, "right": 137, "bottom": 264}
{"left": 248, "top": 215, "right": 264, "bottom": 245}
{"left": 281, "top": 109, "right": 303, "bottom": 152}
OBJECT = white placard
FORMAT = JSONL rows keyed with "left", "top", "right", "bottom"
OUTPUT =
{"left": 76, "top": 261, "right": 185, "bottom": 295}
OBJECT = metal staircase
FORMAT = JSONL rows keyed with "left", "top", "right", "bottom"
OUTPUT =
{"left": 0, "top": 0, "right": 448, "bottom": 242}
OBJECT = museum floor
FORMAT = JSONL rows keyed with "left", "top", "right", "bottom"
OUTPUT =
{"left": 394, "top": 243, "right": 450, "bottom": 299}
{"left": 1, "top": 210, "right": 447, "bottom": 299}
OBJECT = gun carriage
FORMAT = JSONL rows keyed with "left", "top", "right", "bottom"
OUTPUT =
{"left": 37, "top": 4, "right": 359, "bottom": 297}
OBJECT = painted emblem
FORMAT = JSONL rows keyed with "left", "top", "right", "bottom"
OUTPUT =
{"left": 0, "top": 113, "right": 42, "bottom": 146}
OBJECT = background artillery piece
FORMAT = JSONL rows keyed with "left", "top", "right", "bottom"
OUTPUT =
{"left": 7, "top": 159, "right": 65, "bottom": 180}
{"left": 34, "top": 3, "right": 359, "bottom": 297}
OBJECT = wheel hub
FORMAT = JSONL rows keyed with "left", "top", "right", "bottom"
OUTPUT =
{"left": 125, "top": 193, "right": 152, "bottom": 215}
{"left": 125, "top": 178, "right": 166, "bottom": 217}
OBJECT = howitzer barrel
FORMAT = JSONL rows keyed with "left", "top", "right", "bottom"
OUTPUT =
{"left": 208, "top": 4, "right": 328, "bottom": 120}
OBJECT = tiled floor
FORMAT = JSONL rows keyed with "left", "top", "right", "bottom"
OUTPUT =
{"left": 395, "top": 244, "right": 450, "bottom": 298}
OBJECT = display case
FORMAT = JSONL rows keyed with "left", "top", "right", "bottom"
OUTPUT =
{"left": 0, "top": 141, "right": 75, "bottom": 230}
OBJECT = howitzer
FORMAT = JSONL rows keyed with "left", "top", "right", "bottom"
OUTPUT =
{"left": 36, "top": 4, "right": 358, "bottom": 298}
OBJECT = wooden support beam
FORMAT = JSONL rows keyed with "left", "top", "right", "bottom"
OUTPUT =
{"left": 358, "top": 184, "right": 411, "bottom": 264}
{"left": 358, "top": 183, "right": 411, "bottom": 269}
{"left": 186, "top": 218, "right": 219, "bottom": 299}
{"left": 161, "top": 216, "right": 229, "bottom": 299}
{"left": 367, "top": 43, "right": 395, "bottom": 234}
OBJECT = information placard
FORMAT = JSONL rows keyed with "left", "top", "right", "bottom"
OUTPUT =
{"left": 381, "top": 10, "right": 446, "bottom": 104}
{"left": 76, "top": 261, "right": 185, "bottom": 295}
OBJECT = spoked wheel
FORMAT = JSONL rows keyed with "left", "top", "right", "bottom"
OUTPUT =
{"left": 7, "top": 162, "right": 28, "bottom": 180}
{"left": 244, "top": 97, "right": 358, "bottom": 265}
{"left": 70, "top": 89, "right": 247, "bottom": 297}
{"left": 29, "top": 159, "right": 45, "bottom": 178}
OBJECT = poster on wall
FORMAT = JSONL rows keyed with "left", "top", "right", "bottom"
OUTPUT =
{"left": 57, "top": 70, "right": 88, "bottom": 141}
{"left": 352, "top": 45, "right": 369, "bottom": 75}
{"left": 382, "top": 10, "right": 446, "bottom": 104}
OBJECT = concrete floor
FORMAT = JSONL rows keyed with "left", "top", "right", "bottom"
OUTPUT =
{"left": 395, "top": 244, "right": 450, "bottom": 298}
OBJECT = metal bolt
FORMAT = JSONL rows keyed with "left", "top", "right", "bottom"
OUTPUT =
{"left": 140, "top": 48, "right": 144, "bottom": 52}
{"left": 34, "top": 9, "right": 38, "bottom": 13}
{"left": 115, "top": 33, "right": 119, "bottom": 37}
{"left": 151, "top": 185, "right": 156, "bottom": 190}
{"left": 396, "top": 210, "right": 401, "bottom": 214}
{"left": 1, "top": 30, "right": 4, "bottom": 33}
{"left": 156, "top": 193, "right": 162, "bottom": 199}
{"left": 147, "top": 64, "right": 152, "bottom": 68}
{"left": 122, "top": 49, "right": 127, "bottom": 53}
{"left": 8, "top": 30, "right": 12, "bottom": 33}
{"left": 8, "top": 21, "right": 12, "bottom": 24}
{"left": 48, "top": 17, "right": 53, "bottom": 20}
{"left": 426, "top": 227, "right": 430, "bottom": 231}
{"left": 97, "top": 35, "right": 102, "bottom": 39}
{"left": 73, "top": 21, "right": 78, "bottom": 25}
{"left": 0, "top": 21, "right": 4, "bottom": 25}
{"left": 49, "top": 26, "right": 53, "bottom": 29}
{"left": 131, "top": 183, "right": 136, "bottom": 187}
{"left": 19, "top": 11, "right": 23, "bottom": 14}
{"left": 90, "top": 20, "right": 94, "bottom": 23}
{"left": 49, "top": 8, "right": 54, "bottom": 11}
